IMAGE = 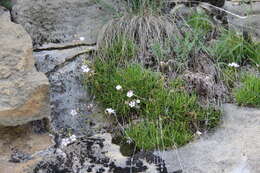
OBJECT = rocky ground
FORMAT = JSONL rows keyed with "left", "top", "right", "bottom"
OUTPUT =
{"left": 0, "top": 0, "right": 260, "bottom": 173}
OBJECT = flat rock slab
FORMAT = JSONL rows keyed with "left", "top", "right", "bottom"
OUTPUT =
{"left": 224, "top": 2, "right": 260, "bottom": 42}
{"left": 0, "top": 7, "right": 50, "bottom": 126}
{"left": 34, "top": 44, "right": 95, "bottom": 74}
{"left": 12, "top": 0, "right": 124, "bottom": 46}
{"left": 155, "top": 104, "right": 260, "bottom": 173}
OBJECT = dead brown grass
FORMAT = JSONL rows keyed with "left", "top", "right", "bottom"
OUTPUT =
{"left": 97, "top": 14, "right": 181, "bottom": 56}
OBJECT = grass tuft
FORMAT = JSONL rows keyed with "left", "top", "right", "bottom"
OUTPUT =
{"left": 234, "top": 74, "right": 260, "bottom": 107}
{"left": 213, "top": 30, "right": 260, "bottom": 67}
{"left": 126, "top": 0, "right": 165, "bottom": 15}
{"left": 98, "top": 15, "right": 180, "bottom": 58}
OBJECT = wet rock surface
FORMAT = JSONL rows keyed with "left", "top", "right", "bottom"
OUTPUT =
{"left": 0, "top": 6, "right": 50, "bottom": 126}
{"left": 34, "top": 45, "right": 99, "bottom": 136}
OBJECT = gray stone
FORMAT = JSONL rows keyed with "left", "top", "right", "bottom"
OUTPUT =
{"left": 195, "top": 0, "right": 225, "bottom": 7}
{"left": 224, "top": 2, "right": 260, "bottom": 42}
{"left": 155, "top": 104, "right": 260, "bottom": 173}
{"left": 0, "top": 7, "right": 50, "bottom": 126}
{"left": 11, "top": 0, "right": 124, "bottom": 47}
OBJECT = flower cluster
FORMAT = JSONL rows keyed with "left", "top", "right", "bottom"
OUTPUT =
{"left": 126, "top": 90, "right": 141, "bottom": 108}
{"left": 228, "top": 62, "right": 240, "bottom": 68}
{"left": 70, "top": 109, "right": 77, "bottom": 116}
{"left": 128, "top": 99, "right": 141, "bottom": 108}
{"left": 81, "top": 65, "right": 91, "bottom": 73}
{"left": 61, "top": 135, "right": 77, "bottom": 147}
{"left": 81, "top": 64, "right": 94, "bottom": 77}
{"left": 105, "top": 85, "right": 142, "bottom": 115}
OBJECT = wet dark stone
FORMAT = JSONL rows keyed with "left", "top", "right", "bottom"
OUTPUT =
{"left": 97, "top": 167, "right": 105, "bottom": 173}
{"left": 30, "top": 118, "right": 50, "bottom": 134}
{"left": 9, "top": 150, "right": 31, "bottom": 163}
{"left": 195, "top": 0, "right": 225, "bottom": 7}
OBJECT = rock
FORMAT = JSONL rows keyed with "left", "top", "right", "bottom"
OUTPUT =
{"left": 155, "top": 104, "right": 260, "bottom": 173}
{"left": 195, "top": 0, "right": 226, "bottom": 7}
{"left": 0, "top": 122, "right": 54, "bottom": 173}
{"left": 11, "top": 0, "right": 125, "bottom": 47}
{"left": 0, "top": 7, "right": 50, "bottom": 126}
{"left": 224, "top": 2, "right": 260, "bottom": 42}
{"left": 9, "top": 150, "right": 32, "bottom": 163}
{"left": 34, "top": 43, "right": 96, "bottom": 74}
{"left": 32, "top": 133, "right": 163, "bottom": 173}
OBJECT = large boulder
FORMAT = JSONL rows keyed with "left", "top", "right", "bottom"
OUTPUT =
{"left": 11, "top": 0, "right": 124, "bottom": 47}
{"left": 224, "top": 2, "right": 260, "bottom": 42}
{"left": 0, "top": 7, "right": 50, "bottom": 126}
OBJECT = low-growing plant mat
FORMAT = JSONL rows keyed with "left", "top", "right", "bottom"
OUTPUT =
{"left": 84, "top": 36, "right": 221, "bottom": 150}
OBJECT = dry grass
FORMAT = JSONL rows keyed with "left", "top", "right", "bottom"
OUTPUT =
{"left": 97, "top": 15, "right": 181, "bottom": 57}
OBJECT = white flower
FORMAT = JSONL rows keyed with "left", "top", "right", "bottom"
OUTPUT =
{"left": 126, "top": 138, "right": 132, "bottom": 144}
{"left": 228, "top": 62, "right": 240, "bottom": 68}
{"left": 70, "top": 134, "right": 77, "bottom": 141}
{"left": 129, "top": 100, "right": 136, "bottom": 108}
{"left": 81, "top": 65, "right": 91, "bottom": 73}
{"left": 136, "top": 99, "right": 140, "bottom": 104}
{"left": 61, "top": 135, "right": 77, "bottom": 147}
{"left": 116, "top": 85, "right": 122, "bottom": 90}
{"left": 70, "top": 109, "right": 77, "bottom": 116}
{"left": 87, "top": 103, "right": 94, "bottom": 111}
{"left": 105, "top": 108, "right": 115, "bottom": 115}
{"left": 127, "top": 90, "right": 134, "bottom": 98}
{"left": 196, "top": 131, "right": 202, "bottom": 136}
{"left": 79, "top": 37, "right": 85, "bottom": 41}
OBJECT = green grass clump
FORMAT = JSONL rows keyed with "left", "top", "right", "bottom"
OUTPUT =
{"left": 87, "top": 62, "right": 221, "bottom": 150}
{"left": 234, "top": 74, "right": 260, "bottom": 107}
{"left": 186, "top": 12, "right": 214, "bottom": 34}
{"left": 127, "top": 0, "right": 165, "bottom": 14}
{"left": 85, "top": 36, "right": 221, "bottom": 150}
{"left": 213, "top": 30, "right": 260, "bottom": 67}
